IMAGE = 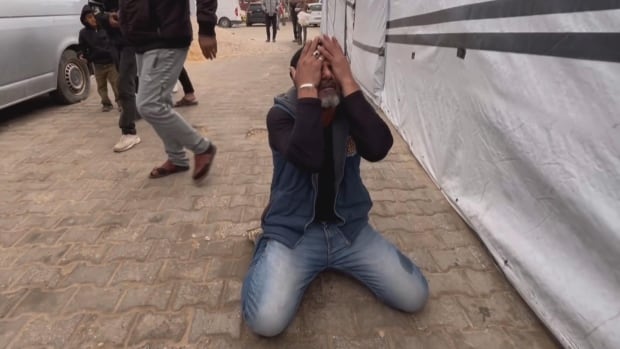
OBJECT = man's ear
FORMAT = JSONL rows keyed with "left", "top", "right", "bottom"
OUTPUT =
{"left": 289, "top": 67, "right": 296, "bottom": 82}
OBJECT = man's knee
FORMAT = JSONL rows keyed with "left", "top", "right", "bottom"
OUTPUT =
{"left": 392, "top": 248, "right": 430, "bottom": 313}
{"left": 242, "top": 299, "right": 290, "bottom": 337}
{"left": 399, "top": 282, "right": 429, "bottom": 313}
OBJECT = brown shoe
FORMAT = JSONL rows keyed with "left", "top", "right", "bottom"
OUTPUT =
{"left": 149, "top": 160, "right": 189, "bottom": 179}
{"left": 193, "top": 143, "right": 217, "bottom": 181}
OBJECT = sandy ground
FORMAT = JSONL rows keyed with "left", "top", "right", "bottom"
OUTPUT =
{"left": 188, "top": 22, "right": 322, "bottom": 61}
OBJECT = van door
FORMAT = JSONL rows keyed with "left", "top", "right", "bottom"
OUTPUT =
{"left": 0, "top": 0, "right": 84, "bottom": 109}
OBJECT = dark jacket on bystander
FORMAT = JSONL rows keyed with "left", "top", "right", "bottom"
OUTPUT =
{"left": 79, "top": 5, "right": 117, "bottom": 65}
{"left": 119, "top": 0, "right": 218, "bottom": 54}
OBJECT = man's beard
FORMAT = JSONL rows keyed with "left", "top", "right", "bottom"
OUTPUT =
{"left": 317, "top": 79, "right": 341, "bottom": 108}
{"left": 321, "top": 93, "right": 341, "bottom": 108}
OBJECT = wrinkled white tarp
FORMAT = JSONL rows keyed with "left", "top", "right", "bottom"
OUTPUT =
{"left": 348, "top": 0, "right": 385, "bottom": 104}
{"left": 323, "top": 0, "right": 620, "bottom": 348}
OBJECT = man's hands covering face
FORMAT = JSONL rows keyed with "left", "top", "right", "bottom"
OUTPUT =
{"left": 295, "top": 35, "right": 360, "bottom": 98}
{"left": 295, "top": 37, "right": 323, "bottom": 89}
{"left": 317, "top": 36, "right": 350, "bottom": 83}
{"left": 317, "top": 35, "right": 360, "bottom": 96}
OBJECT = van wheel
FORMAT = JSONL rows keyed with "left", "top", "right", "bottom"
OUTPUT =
{"left": 246, "top": 21, "right": 252, "bottom": 26}
{"left": 218, "top": 17, "right": 232, "bottom": 28}
{"left": 50, "top": 50, "right": 90, "bottom": 104}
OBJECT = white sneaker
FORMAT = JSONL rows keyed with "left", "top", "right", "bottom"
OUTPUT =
{"left": 172, "top": 83, "right": 179, "bottom": 93}
{"left": 113, "top": 134, "right": 141, "bottom": 152}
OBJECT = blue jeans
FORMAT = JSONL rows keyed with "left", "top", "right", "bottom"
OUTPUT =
{"left": 241, "top": 223, "right": 429, "bottom": 337}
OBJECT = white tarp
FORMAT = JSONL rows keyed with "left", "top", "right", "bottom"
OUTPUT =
{"left": 321, "top": 0, "right": 346, "bottom": 48}
{"left": 323, "top": 0, "right": 387, "bottom": 103}
{"left": 344, "top": 0, "right": 354, "bottom": 59}
{"left": 348, "top": 0, "right": 386, "bottom": 103}
{"left": 323, "top": 1, "right": 620, "bottom": 348}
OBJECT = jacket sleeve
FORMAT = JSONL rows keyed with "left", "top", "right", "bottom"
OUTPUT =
{"left": 266, "top": 99, "right": 325, "bottom": 172}
{"left": 196, "top": 0, "right": 218, "bottom": 36}
{"left": 342, "top": 91, "right": 393, "bottom": 162}
{"left": 78, "top": 31, "right": 91, "bottom": 62}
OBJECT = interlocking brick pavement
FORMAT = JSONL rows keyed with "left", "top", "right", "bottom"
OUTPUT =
{"left": 0, "top": 26, "right": 560, "bottom": 348}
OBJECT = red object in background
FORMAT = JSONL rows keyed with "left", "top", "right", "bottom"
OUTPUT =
{"left": 235, "top": 7, "right": 239, "bottom": 16}
{"left": 238, "top": 0, "right": 251, "bottom": 11}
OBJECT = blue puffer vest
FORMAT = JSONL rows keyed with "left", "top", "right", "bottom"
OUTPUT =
{"left": 262, "top": 88, "right": 373, "bottom": 248}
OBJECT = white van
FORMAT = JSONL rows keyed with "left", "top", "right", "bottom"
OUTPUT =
{"left": 216, "top": 0, "right": 243, "bottom": 28}
{"left": 0, "top": 0, "right": 91, "bottom": 110}
{"left": 190, "top": 0, "right": 242, "bottom": 28}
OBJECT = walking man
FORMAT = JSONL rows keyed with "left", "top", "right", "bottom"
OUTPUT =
{"left": 119, "top": 0, "right": 218, "bottom": 181}
{"left": 89, "top": 0, "right": 141, "bottom": 152}
{"left": 263, "top": 0, "right": 279, "bottom": 42}
{"left": 288, "top": 0, "right": 300, "bottom": 42}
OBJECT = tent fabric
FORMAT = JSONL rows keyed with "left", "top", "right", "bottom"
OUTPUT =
{"left": 323, "top": 0, "right": 620, "bottom": 348}
{"left": 344, "top": 0, "right": 354, "bottom": 58}
{"left": 348, "top": 0, "right": 386, "bottom": 103}
{"left": 323, "top": 0, "right": 386, "bottom": 103}
{"left": 321, "top": 0, "right": 346, "bottom": 47}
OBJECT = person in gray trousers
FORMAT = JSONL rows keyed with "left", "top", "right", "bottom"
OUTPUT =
{"left": 119, "top": 0, "right": 218, "bottom": 181}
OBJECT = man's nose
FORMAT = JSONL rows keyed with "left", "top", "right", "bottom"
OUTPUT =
{"left": 321, "top": 64, "right": 333, "bottom": 80}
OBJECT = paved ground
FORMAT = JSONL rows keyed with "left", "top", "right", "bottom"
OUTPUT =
{"left": 0, "top": 25, "right": 560, "bottom": 348}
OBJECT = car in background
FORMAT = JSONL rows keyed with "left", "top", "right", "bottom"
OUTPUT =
{"left": 217, "top": 0, "right": 243, "bottom": 27}
{"left": 307, "top": 2, "right": 322, "bottom": 26}
{"left": 245, "top": 2, "right": 266, "bottom": 26}
{"left": 0, "top": 0, "right": 90, "bottom": 110}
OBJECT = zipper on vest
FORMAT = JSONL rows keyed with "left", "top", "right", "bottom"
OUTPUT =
{"left": 304, "top": 173, "right": 320, "bottom": 230}
{"left": 332, "top": 147, "right": 347, "bottom": 223}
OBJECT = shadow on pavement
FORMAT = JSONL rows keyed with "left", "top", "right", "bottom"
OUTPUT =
{"left": 0, "top": 95, "right": 59, "bottom": 125}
